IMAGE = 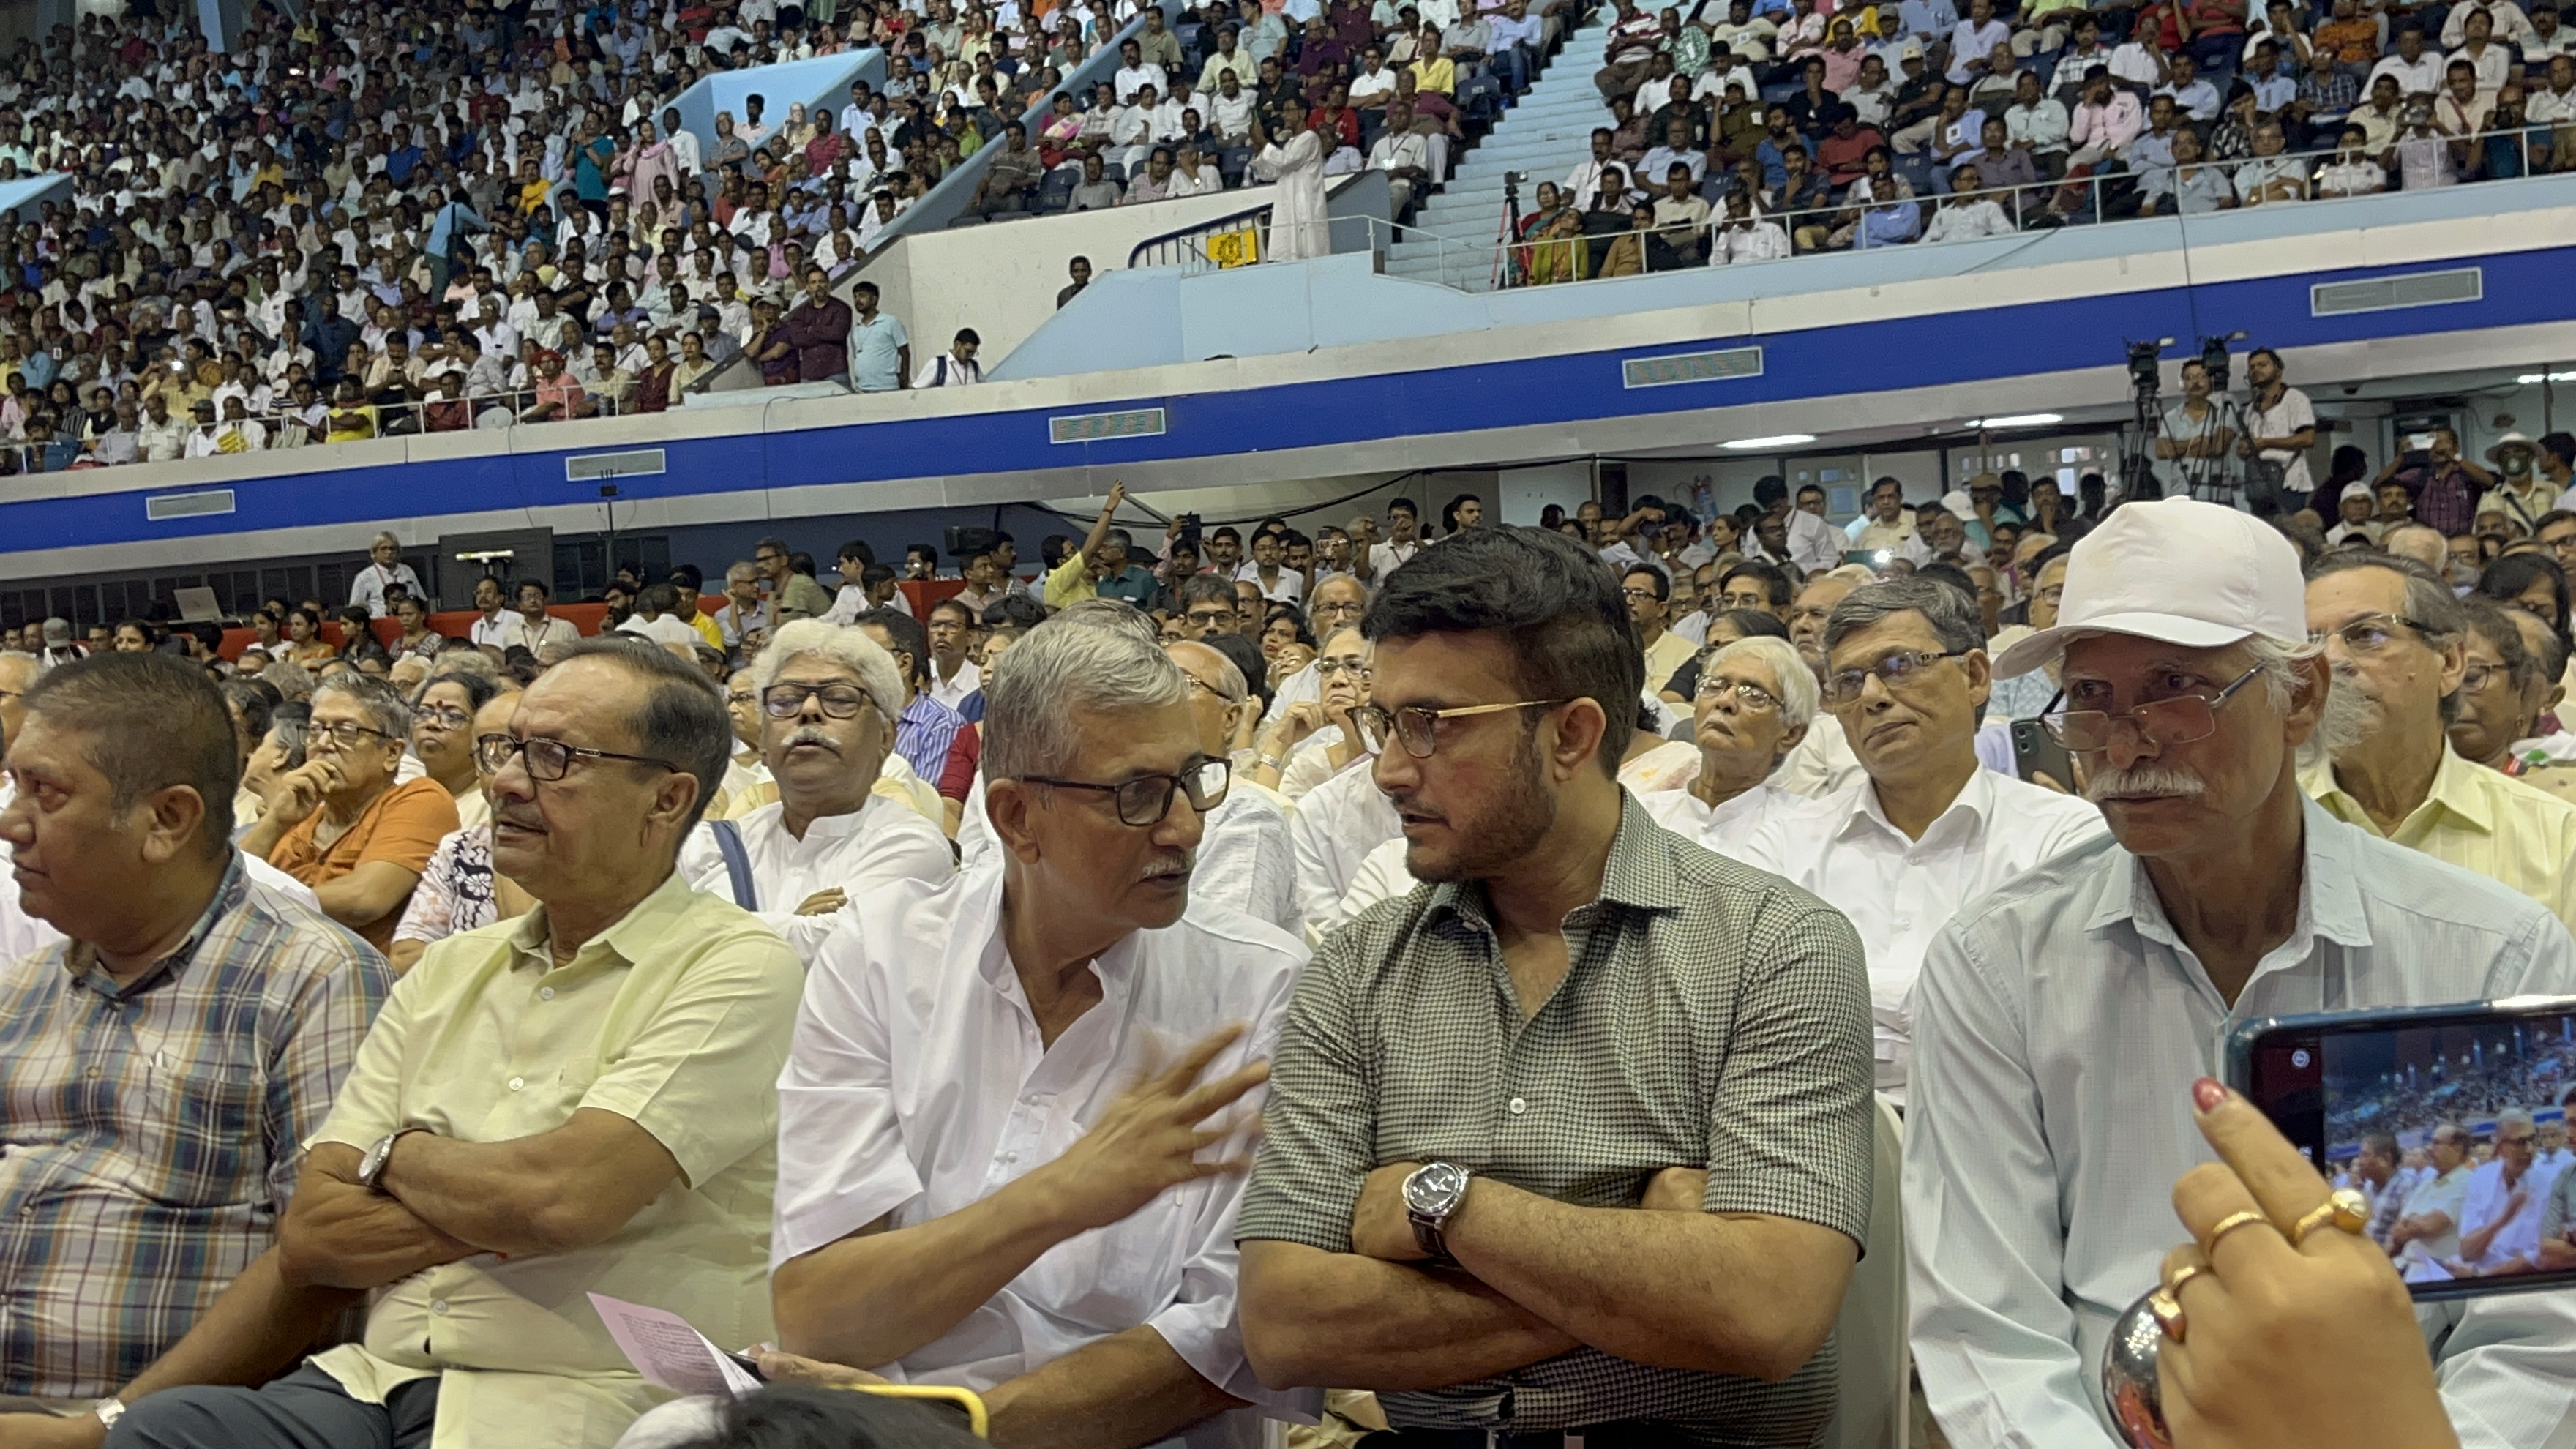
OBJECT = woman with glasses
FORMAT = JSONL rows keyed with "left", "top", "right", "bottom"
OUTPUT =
{"left": 410, "top": 666, "right": 509, "bottom": 829}
{"left": 1248, "top": 625, "right": 1373, "bottom": 799}
{"left": 1638, "top": 636, "right": 1816, "bottom": 858}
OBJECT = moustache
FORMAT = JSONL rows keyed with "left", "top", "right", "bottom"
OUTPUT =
{"left": 2084, "top": 764, "right": 2207, "bottom": 804}
{"left": 783, "top": 725, "right": 841, "bottom": 752}
{"left": 1140, "top": 849, "right": 1195, "bottom": 881}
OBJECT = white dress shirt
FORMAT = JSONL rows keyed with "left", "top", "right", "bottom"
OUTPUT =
{"left": 1638, "top": 782, "right": 1786, "bottom": 861}
{"left": 467, "top": 610, "right": 528, "bottom": 652}
{"left": 1740, "top": 766, "right": 2108, "bottom": 1097}
{"left": 1260, "top": 659, "right": 1322, "bottom": 727}
{"left": 1771, "top": 711, "right": 1865, "bottom": 798}
{"left": 929, "top": 659, "right": 982, "bottom": 714}
{"left": 1194, "top": 779, "right": 1300, "bottom": 935}
{"left": 774, "top": 867, "right": 1317, "bottom": 1448}
{"left": 1365, "top": 539, "right": 1420, "bottom": 585}
{"left": 516, "top": 613, "right": 582, "bottom": 655}
{"left": 347, "top": 561, "right": 426, "bottom": 618}
{"left": 1289, "top": 754, "right": 1404, "bottom": 939}
{"left": 1905, "top": 800, "right": 2576, "bottom": 1449}
{"left": 1782, "top": 506, "right": 1846, "bottom": 576}
{"left": 677, "top": 795, "right": 956, "bottom": 962}
{"left": 2456, "top": 1157, "right": 2563, "bottom": 1274}
{"left": 1333, "top": 834, "right": 1416, "bottom": 924}
{"left": 2395, "top": 1163, "right": 2475, "bottom": 1281}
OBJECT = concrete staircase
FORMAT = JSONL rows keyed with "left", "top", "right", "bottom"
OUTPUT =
{"left": 1382, "top": 1, "right": 1674, "bottom": 291}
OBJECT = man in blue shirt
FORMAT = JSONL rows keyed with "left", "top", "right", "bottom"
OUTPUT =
{"left": 301, "top": 296, "right": 362, "bottom": 384}
{"left": 845, "top": 280, "right": 911, "bottom": 393}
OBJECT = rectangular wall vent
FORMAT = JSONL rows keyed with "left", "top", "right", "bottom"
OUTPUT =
{"left": 564, "top": 448, "right": 668, "bottom": 482}
{"left": 2311, "top": 268, "right": 2483, "bottom": 317}
{"left": 1050, "top": 408, "right": 1169, "bottom": 444}
{"left": 145, "top": 489, "right": 236, "bottom": 521}
{"left": 1622, "top": 346, "right": 1765, "bottom": 389}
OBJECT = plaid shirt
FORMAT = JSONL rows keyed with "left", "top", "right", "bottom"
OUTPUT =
{"left": 1238, "top": 802, "right": 1875, "bottom": 1442}
{"left": 0, "top": 858, "right": 389, "bottom": 1399}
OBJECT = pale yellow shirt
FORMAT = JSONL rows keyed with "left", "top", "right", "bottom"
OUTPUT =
{"left": 1043, "top": 550, "right": 1099, "bottom": 610}
{"left": 1641, "top": 627, "right": 1698, "bottom": 697}
{"left": 2302, "top": 745, "right": 2576, "bottom": 935}
{"left": 306, "top": 870, "right": 805, "bottom": 1449}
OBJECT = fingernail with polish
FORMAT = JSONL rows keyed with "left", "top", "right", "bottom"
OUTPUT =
{"left": 2193, "top": 1077, "right": 2227, "bottom": 1114}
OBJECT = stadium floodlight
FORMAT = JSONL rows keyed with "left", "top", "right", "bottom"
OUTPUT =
{"left": 1967, "top": 413, "right": 2064, "bottom": 429}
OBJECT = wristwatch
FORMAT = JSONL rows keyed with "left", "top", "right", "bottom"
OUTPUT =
{"left": 1402, "top": 1161, "right": 1473, "bottom": 1262}
{"left": 357, "top": 1128, "right": 422, "bottom": 1194}
{"left": 91, "top": 1396, "right": 124, "bottom": 1429}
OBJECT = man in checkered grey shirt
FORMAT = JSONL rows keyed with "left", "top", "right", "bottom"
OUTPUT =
{"left": 1236, "top": 525, "right": 1877, "bottom": 1448}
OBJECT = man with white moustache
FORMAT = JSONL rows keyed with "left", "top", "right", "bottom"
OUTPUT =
{"left": 755, "top": 618, "right": 1317, "bottom": 1448}
{"left": 1639, "top": 635, "right": 1811, "bottom": 856}
{"left": 1741, "top": 575, "right": 2107, "bottom": 1101}
{"left": 675, "top": 621, "right": 954, "bottom": 962}
{"left": 1906, "top": 498, "right": 2576, "bottom": 1448}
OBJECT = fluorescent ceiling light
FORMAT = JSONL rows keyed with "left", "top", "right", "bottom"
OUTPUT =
{"left": 1720, "top": 433, "right": 1816, "bottom": 450}
{"left": 1969, "top": 413, "right": 2064, "bottom": 429}
{"left": 2515, "top": 371, "right": 2576, "bottom": 385}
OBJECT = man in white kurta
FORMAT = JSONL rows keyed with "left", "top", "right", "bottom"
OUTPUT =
{"left": 675, "top": 620, "right": 954, "bottom": 962}
{"left": 1254, "top": 112, "right": 1330, "bottom": 261}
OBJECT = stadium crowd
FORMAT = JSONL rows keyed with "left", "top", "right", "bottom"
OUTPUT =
{"left": 1513, "top": 0, "right": 2576, "bottom": 274}
{"left": 7, "top": 389, "right": 2576, "bottom": 1448}
{"left": 0, "top": 0, "right": 1598, "bottom": 473}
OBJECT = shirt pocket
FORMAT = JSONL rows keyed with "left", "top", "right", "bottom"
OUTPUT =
{"left": 133, "top": 1038, "right": 268, "bottom": 1205}
{"left": 1019, "top": 1192, "right": 1188, "bottom": 1330}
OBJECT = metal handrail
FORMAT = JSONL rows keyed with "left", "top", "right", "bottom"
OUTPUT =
{"left": 1494, "top": 121, "right": 2567, "bottom": 284}
{"left": 1128, "top": 199, "right": 1278, "bottom": 268}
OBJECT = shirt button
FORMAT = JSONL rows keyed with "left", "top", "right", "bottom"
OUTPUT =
{"left": 507, "top": 1077, "right": 525, "bottom": 1092}
{"left": 1508, "top": 1096, "right": 1527, "bottom": 1116}
{"left": 539, "top": 987, "right": 555, "bottom": 1001}
{"left": 431, "top": 1300, "right": 449, "bottom": 1315}
{"left": 1004, "top": 1151, "right": 1019, "bottom": 1164}
{"left": 85, "top": 1067, "right": 102, "bottom": 1080}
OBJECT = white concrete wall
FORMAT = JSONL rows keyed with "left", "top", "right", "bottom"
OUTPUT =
{"left": 1499, "top": 461, "right": 1592, "bottom": 526}
{"left": 867, "top": 186, "right": 1284, "bottom": 370}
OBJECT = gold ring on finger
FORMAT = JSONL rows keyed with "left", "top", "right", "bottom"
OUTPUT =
{"left": 2291, "top": 1187, "right": 2373, "bottom": 1247}
{"left": 2149, "top": 1289, "right": 2187, "bottom": 1344}
{"left": 2163, "top": 1262, "right": 2209, "bottom": 1303}
{"left": 2201, "top": 1209, "right": 2277, "bottom": 1254}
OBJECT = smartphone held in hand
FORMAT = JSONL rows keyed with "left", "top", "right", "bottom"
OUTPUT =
{"left": 2228, "top": 995, "right": 2576, "bottom": 1302}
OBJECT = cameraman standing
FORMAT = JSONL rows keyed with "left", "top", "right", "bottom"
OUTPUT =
{"left": 2237, "top": 347, "right": 2318, "bottom": 515}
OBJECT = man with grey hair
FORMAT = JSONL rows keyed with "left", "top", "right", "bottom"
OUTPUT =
{"left": 1741, "top": 573, "right": 2105, "bottom": 1101}
{"left": 346, "top": 532, "right": 425, "bottom": 618}
{"left": 242, "top": 672, "right": 460, "bottom": 954}
{"left": 675, "top": 620, "right": 954, "bottom": 962}
{"left": 1908, "top": 498, "right": 2576, "bottom": 1448}
{"left": 1640, "top": 634, "right": 1815, "bottom": 856}
{"left": 105, "top": 639, "right": 808, "bottom": 1449}
{"left": 744, "top": 616, "right": 1315, "bottom": 1449}
{"left": 2303, "top": 552, "right": 2576, "bottom": 932}
{"left": 1169, "top": 639, "right": 1299, "bottom": 932}
{"left": 2448, "top": 1106, "right": 2559, "bottom": 1278}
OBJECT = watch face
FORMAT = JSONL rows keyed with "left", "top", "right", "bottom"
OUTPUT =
{"left": 1404, "top": 1161, "right": 1468, "bottom": 1217}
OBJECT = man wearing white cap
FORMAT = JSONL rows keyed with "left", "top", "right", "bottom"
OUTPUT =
{"left": 2474, "top": 431, "right": 2556, "bottom": 533}
{"left": 1905, "top": 497, "right": 2576, "bottom": 1449}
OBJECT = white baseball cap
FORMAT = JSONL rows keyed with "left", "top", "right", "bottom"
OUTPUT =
{"left": 1991, "top": 497, "right": 2307, "bottom": 678}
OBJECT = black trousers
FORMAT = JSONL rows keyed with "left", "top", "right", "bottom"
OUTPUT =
{"left": 106, "top": 1365, "right": 441, "bottom": 1449}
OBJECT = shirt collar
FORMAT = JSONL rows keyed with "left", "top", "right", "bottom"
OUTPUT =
{"left": 2304, "top": 743, "right": 2495, "bottom": 837}
{"left": 2083, "top": 795, "right": 2372, "bottom": 951}
{"left": 64, "top": 853, "right": 250, "bottom": 999}
{"left": 1841, "top": 763, "right": 1994, "bottom": 846}
{"left": 1425, "top": 791, "right": 1688, "bottom": 929}
{"left": 508, "top": 868, "right": 697, "bottom": 976}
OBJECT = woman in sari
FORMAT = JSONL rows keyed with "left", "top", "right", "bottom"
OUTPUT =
{"left": 783, "top": 102, "right": 820, "bottom": 151}
{"left": 1516, "top": 181, "right": 1587, "bottom": 285}
{"left": 1038, "top": 91, "right": 1087, "bottom": 170}
{"left": 629, "top": 334, "right": 678, "bottom": 414}
{"left": 626, "top": 119, "right": 682, "bottom": 211}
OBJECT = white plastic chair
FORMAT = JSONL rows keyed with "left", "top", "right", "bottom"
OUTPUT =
{"left": 1823, "top": 1094, "right": 1909, "bottom": 1449}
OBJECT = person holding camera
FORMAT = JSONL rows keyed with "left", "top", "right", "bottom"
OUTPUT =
{"left": 2235, "top": 348, "right": 2317, "bottom": 513}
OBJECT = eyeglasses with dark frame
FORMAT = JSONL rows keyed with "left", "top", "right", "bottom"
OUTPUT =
{"left": 1351, "top": 698, "right": 1570, "bottom": 758}
{"left": 1019, "top": 757, "right": 1232, "bottom": 827}
{"left": 309, "top": 719, "right": 400, "bottom": 749}
{"left": 2039, "top": 663, "right": 2266, "bottom": 752}
{"left": 761, "top": 682, "right": 875, "bottom": 719}
{"left": 475, "top": 733, "right": 684, "bottom": 782}
{"left": 1821, "top": 649, "right": 1970, "bottom": 709}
